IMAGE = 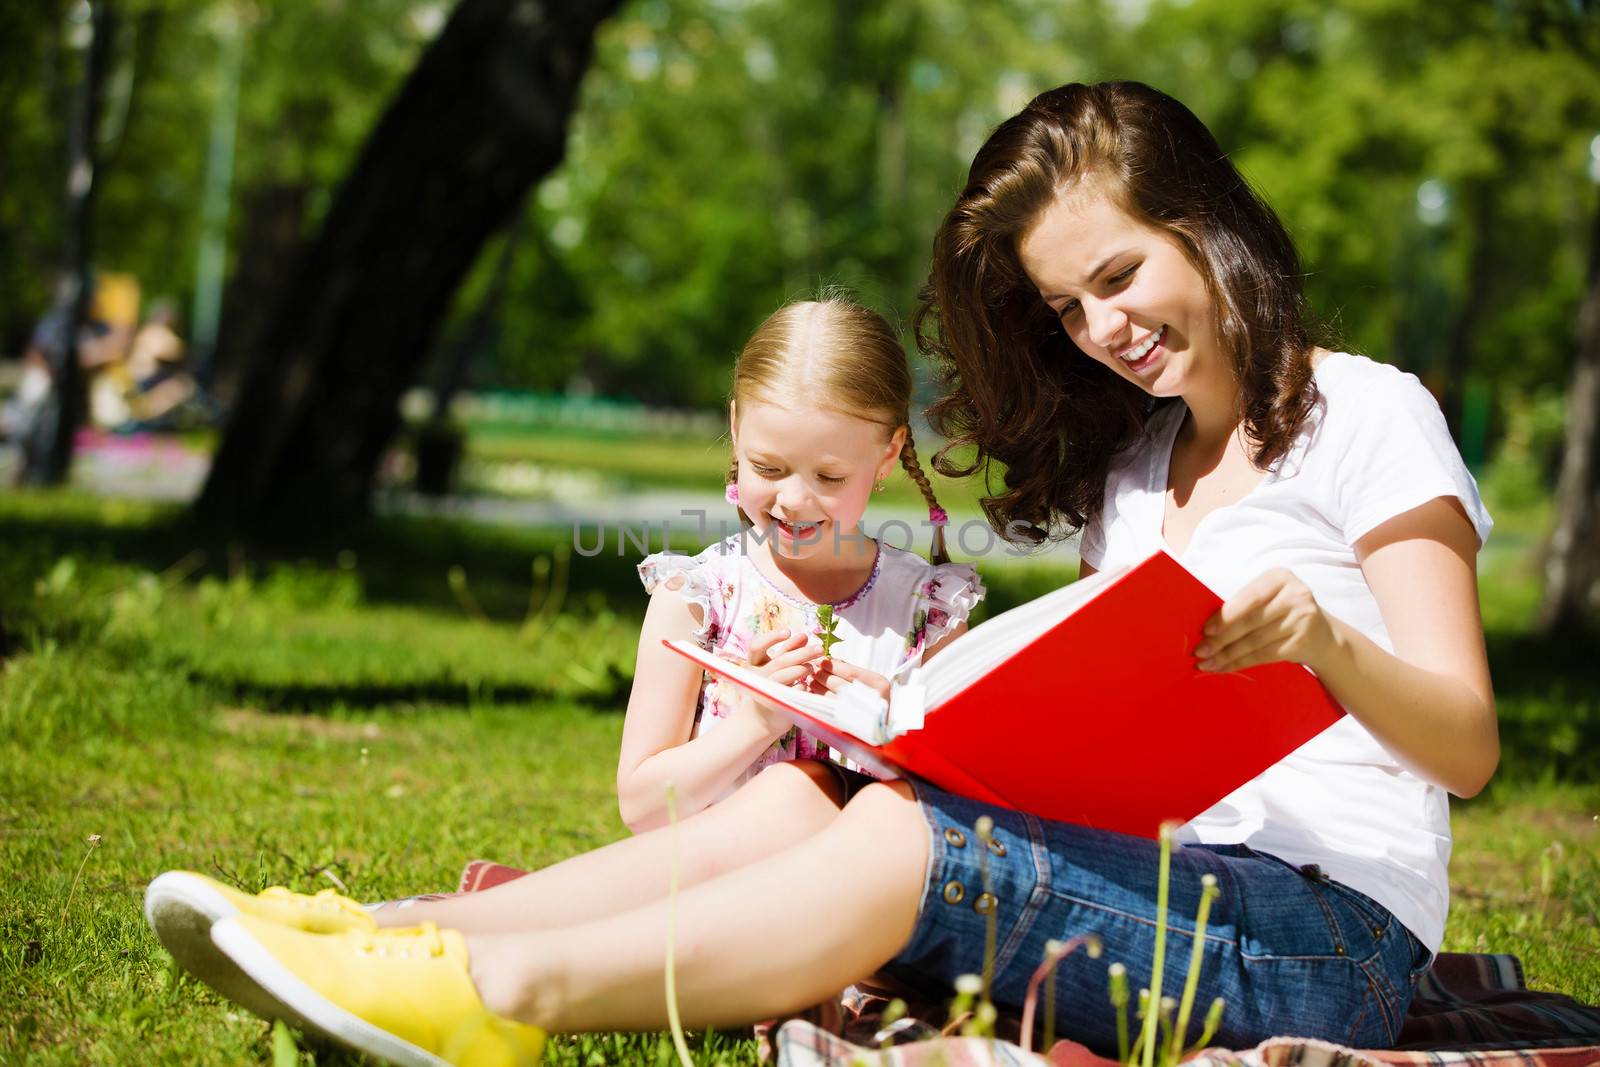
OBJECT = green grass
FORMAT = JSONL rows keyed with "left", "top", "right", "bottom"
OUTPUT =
{"left": 0, "top": 485, "right": 1596, "bottom": 1064}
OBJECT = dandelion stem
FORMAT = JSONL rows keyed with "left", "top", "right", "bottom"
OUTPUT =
{"left": 1131, "top": 988, "right": 1150, "bottom": 1065}
{"left": 1044, "top": 963, "right": 1058, "bottom": 1051}
{"left": 1156, "top": 996, "right": 1176, "bottom": 1059}
{"left": 447, "top": 565, "right": 488, "bottom": 623}
{"left": 62, "top": 834, "right": 102, "bottom": 923}
{"left": 1109, "top": 963, "right": 1129, "bottom": 1063}
{"left": 521, "top": 546, "right": 572, "bottom": 640}
{"left": 1024, "top": 940, "right": 1062, "bottom": 1049}
{"left": 1139, "top": 823, "right": 1175, "bottom": 1067}
{"left": 945, "top": 974, "right": 980, "bottom": 1036}
{"left": 1187, "top": 997, "right": 1226, "bottom": 1055}
{"left": 662, "top": 785, "right": 694, "bottom": 1067}
{"left": 1166, "top": 874, "right": 1218, "bottom": 1062}
{"left": 974, "top": 817, "right": 998, "bottom": 1027}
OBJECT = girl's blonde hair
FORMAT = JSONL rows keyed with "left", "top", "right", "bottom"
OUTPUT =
{"left": 728, "top": 296, "right": 950, "bottom": 564}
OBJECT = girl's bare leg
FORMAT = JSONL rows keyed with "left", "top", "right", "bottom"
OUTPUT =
{"left": 376, "top": 760, "right": 850, "bottom": 933}
{"left": 468, "top": 780, "right": 929, "bottom": 1031}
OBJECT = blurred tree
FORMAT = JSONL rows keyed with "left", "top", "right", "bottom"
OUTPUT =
{"left": 6, "top": 0, "right": 1599, "bottom": 552}
{"left": 203, "top": 0, "right": 437, "bottom": 400}
{"left": 18, "top": 0, "right": 115, "bottom": 487}
{"left": 472, "top": 0, "right": 1598, "bottom": 424}
{"left": 414, "top": 211, "right": 530, "bottom": 496}
{"left": 1142, "top": 0, "right": 1600, "bottom": 430}
{"left": 193, "top": 0, "right": 622, "bottom": 525}
{"left": 0, "top": 1, "right": 67, "bottom": 357}
{"left": 486, "top": 0, "right": 1073, "bottom": 405}
{"left": 3, "top": 0, "right": 435, "bottom": 377}
{"left": 1537, "top": 1, "right": 1600, "bottom": 638}
{"left": 1540, "top": 186, "right": 1600, "bottom": 638}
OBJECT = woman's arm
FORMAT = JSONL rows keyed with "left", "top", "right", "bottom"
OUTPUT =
{"left": 616, "top": 589, "right": 810, "bottom": 831}
{"left": 1193, "top": 496, "right": 1498, "bottom": 797}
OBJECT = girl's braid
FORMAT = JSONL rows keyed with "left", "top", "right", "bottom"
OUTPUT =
{"left": 725, "top": 453, "right": 749, "bottom": 526}
{"left": 899, "top": 428, "right": 951, "bottom": 564}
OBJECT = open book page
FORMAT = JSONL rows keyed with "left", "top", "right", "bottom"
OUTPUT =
{"left": 886, "top": 563, "right": 1125, "bottom": 733}
{"left": 667, "top": 565, "right": 1127, "bottom": 747}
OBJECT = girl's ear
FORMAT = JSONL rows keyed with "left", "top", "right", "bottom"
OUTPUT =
{"left": 878, "top": 424, "right": 908, "bottom": 480}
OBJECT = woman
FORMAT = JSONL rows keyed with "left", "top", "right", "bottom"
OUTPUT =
{"left": 147, "top": 82, "right": 1495, "bottom": 1064}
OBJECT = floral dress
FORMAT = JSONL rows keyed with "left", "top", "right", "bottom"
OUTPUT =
{"left": 637, "top": 535, "right": 984, "bottom": 789}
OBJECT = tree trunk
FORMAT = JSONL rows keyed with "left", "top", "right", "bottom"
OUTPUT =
{"left": 194, "top": 0, "right": 622, "bottom": 526}
{"left": 20, "top": 0, "right": 113, "bottom": 487}
{"left": 1537, "top": 190, "right": 1600, "bottom": 639}
{"left": 415, "top": 210, "right": 527, "bottom": 496}
{"left": 1439, "top": 182, "right": 1497, "bottom": 443}
{"left": 207, "top": 181, "right": 309, "bottom": 406}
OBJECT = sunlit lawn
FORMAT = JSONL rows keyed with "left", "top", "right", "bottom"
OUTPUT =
{"left": 0, "top": 488, "right": 1595, "bottom": 1064}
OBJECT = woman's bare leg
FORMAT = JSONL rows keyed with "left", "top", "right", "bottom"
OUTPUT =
{"left": 376, "top": 760, "right": 850, "bottom": 933}
{"left": 467, "top": 780, "right": 929, "bottom": 1031}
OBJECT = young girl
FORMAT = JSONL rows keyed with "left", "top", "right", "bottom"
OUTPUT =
{"left": 147, "top": 82, "right": 1496, "bottom": 1065}
{"left": 617, "top": 297, "right": 982, "bottom": 830}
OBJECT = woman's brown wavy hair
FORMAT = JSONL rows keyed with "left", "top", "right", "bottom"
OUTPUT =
{"left": 917, "top": 81, "right": 1322, "bottom": 544}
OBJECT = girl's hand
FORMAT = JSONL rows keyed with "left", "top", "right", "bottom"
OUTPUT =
{"left": 1194, "top": 568, "right": 1338, "bottom": 674}
{"left": 736, "top": 628, "right": 826, "bottom": 736}
{"left": 746, "top": 628, "right": 824, "bottom": 688}
{"left": 816, "top": 657, "right": 892, "bottom": 702}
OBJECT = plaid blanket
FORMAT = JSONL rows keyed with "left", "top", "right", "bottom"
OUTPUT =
{"left": 1399, "top": 953, "right": 1600, "bottom": 1051}
{"left": 770, "top": 1022, "right": 1600, "bottom": 1067}
{"left": 454, "top": 860, "right": 1600, "bottom": 1064}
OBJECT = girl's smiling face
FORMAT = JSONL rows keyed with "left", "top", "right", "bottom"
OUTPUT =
{"left": 731, "top": 401, "right": 904, "bottom": 558}
{"left": 1017, "top": 186, "right": 1223, "bottom": 400}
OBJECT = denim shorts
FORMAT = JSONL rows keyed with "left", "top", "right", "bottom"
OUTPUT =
{"left": 884, "top": 783, "right": 1432, "bottom": 1051}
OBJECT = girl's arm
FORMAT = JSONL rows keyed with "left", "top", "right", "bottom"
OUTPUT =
{"left": 924, "top": 620, "right": 968, "bottom": 661}
{"left": 615, "top": 588, "right": 815, "bottom": 832}
{"left": 1193, "top": 496, "right": 1498, "bottom": 797}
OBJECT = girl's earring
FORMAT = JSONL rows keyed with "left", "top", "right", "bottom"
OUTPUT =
{"left": 874, "top": 477, "right": 887, "bottom": 493}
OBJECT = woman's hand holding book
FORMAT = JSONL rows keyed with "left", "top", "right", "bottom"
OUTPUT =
{"left": 1193, "top": 568, "right": 1338, "bottom": 675}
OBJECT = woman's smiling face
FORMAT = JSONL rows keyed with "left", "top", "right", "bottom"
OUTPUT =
{"left": 731, "top": 401, "right": 903, "bottom": 558}
{"left": 1017, "top": 186, "right": 1223, "bottom": 399}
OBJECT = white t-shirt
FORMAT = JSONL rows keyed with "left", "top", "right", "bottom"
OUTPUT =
{"left": 1079, "top": 352, "right": 1492, "bottom": 951}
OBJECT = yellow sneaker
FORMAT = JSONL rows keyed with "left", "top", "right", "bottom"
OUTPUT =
{"left": 145, "top": 870, "right": 376, "bottom": 1022}
{"left": 146, "top": 870, "right": 376, "bottom": 934}
{"left": 209, "top": 914, "right": 545, "bottom": 1067}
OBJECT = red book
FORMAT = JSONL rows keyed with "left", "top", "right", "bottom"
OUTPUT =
{"left": 665, "top": 549, "right": 1345, "bottom": 839}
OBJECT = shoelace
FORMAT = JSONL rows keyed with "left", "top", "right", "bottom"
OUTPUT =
{"left": 355, "top": 922, "right": 447, "bottom": 959}
{"left": 261, "top": 885, "right": 367, "bottom": 918}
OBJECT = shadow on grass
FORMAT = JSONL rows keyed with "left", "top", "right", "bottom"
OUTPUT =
{"left": 0, "top": 495, "right": 642, "bottom": 716}
{"left": 210, "top": 672, "right": 631, "bottom": 714}
{"left": 0, "top": 496, "right": 647, "bottom": 619}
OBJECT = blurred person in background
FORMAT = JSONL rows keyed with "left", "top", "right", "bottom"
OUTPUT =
{"left": 122, "top": 298, "right": 200, "bottom": 430}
